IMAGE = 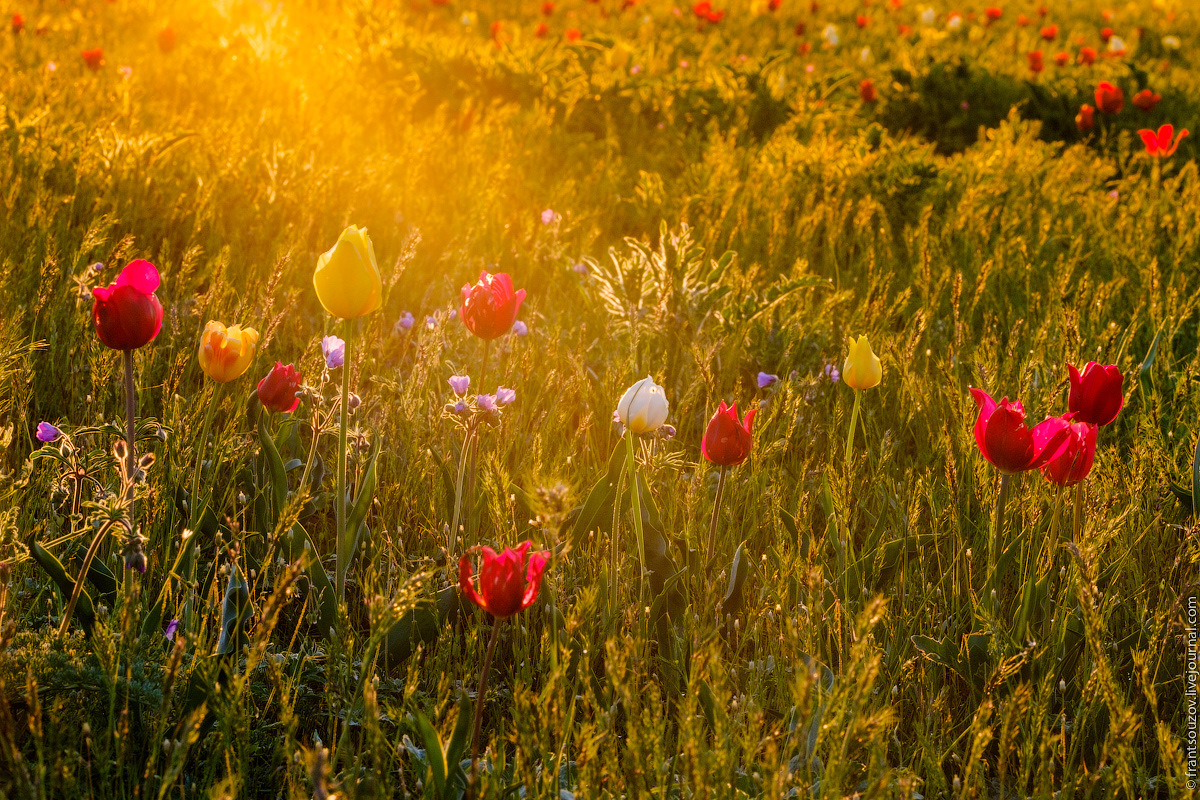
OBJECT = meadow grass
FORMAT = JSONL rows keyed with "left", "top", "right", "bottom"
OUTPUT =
{"left": 0, "top": 0, "right": 1198, "bottom": 797}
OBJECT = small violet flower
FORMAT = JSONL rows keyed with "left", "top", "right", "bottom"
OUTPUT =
{"left": 321, "top": 335, "right": 345, "bottom": 369}
{"left": 824, "top": 363, "right": 841, "bottom": 383}
{"left": 36, "top": 422, "right": 62, "bottom": 443}
{"left": 477, "top": 394, "right": 499, "bottom": 412}
{"left": 541, "top": 208, "right": 560, "bottom": 225}
{"left": 757, "top": 372, "right": 779, "bottom": 389}
{"left": 496, "top": 387, "right": 516, "bottom": 406}
{"left": 396, "top": 311, "right": 414, "bottom": 331}
{"left": 449, "top": 375, "right": 471, "bottom": 395}
{"left": 512, "top": 320, "right": 528, "bottom": 336}
{"left": 165, "top": 619, "right": 180, "bottom": 642}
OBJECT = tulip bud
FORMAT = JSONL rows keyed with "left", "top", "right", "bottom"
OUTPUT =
{"left": 616, "top": 376, "right": 670, "bottom": 434}
{"left": 460, "top": 272, "right": 527, "bottom": 340}
{"left": 843, "top": 335, "right": 882, "bottom": 390}
{"left": 459, "top": 542, "right": 550, "bottom": 618}
{"left": 702, "top": 401, "right": 756, "bottom": 466}
{"left": 91, "top": 260, "right": 164, "bottom": 351}
{"left": 257, "top": 362, "right": 302, "bottom": 413}
{"left": 313, "top": 225, "right": 382, "bottom": 320}
{"left": 1067, "top": 362, "right": 1123, "bottom": 426}
{"left": 198, "top": 321, "right": 259, "bottom": 383}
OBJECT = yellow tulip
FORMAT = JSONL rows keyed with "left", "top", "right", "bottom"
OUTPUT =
{"left": 198, "top": 321, "right": 259, "bottom": 383}
{"left": 843, "top": 335, "right": 882, "bottom": 390}
{"left": 313, "top": 225, "right": 382, "bottom": 320}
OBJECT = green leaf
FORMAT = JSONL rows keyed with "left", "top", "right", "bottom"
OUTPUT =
{"left": 568, "top": 441, "right": 626, "bottom": 550}
{"left": 443, "top": 692, "right": 474, "bottom": 796}
{"left": 291, "top": 523, "right": 336, "bottom": 637}
{"left": 721, "top": 541, "right": 751, "bottom": 618}
{"left": 214, "top": 563, "right": 251, "bottom": 657}
{"left": 415, "top": 712, "right": 448, "bottom": 798}
{"left": 27, "top": 538, "right": 95, "bottom": 636}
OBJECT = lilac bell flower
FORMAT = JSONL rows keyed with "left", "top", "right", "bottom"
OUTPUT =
{"left": 496, "top": 387, "right": 516, "bottom": 406}
{"left": 396, "top": 311, "right": 414, "bottom": 331}
{"left": 165, "top": 619, "right": 180, "bottom": 642}
{"left": 36, "top": 422, "right": 62, "bottom": 443}
{"left": 449, "top": 375, "right": 471, "bottom": 395}
{"left": 757, "top": 372, "right": 779, "bottom": 389}
{"left": 322, "top": 335, "right": 345, "bottom": 369}
{"left": 477, "top": 394, "right": 498, "bottom": 412}
{"left": 512, "top": 320, "right": 528, "bottom": 337}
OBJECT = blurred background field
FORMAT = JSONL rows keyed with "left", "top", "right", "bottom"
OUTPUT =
{"left": 1, "top": 0, "right": 1199, "bottom": 797}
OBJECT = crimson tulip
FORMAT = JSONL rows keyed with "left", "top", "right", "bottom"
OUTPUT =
{"left": 1067, "top": 362, "right": 1122, "bottom": 425}
{"left": 460, "top": 271, "right": 526, "bottom": 341}
{"left": 1132, "top": 89, "right": 1161, "bottom": 113}
{"left": 970, "top": 388, "right": 1071, "bottom": 473}
{"left": 257, "top": 362, "right": 302, "bottom": 413}
{"left": 459, "top": 542, "right": 549, "bottom": 619}
{"left": 1076, "top": 104, "right": 1095, "bottom": 132}
{"left": 92, "top": 260, "right": 164, "bottom": 351}
{"left": 1094, "top": 81, "right": 1123, "bottom": 114}
{"left": 1139, "top": 124, "right": 1189, "bottom": 158}
{"left": 1040, "top": 416, "right": 1098, "bottom": 487}
{"left": 702, "top": 401, "right": 756, "bottom": 466}
{"left": 81, "top": 48, "right": 104, "bottom": 71}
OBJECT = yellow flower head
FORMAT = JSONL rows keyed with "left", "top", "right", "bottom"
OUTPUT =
{"left": 843, "top": 335, "right": 882, "bottom": 391}
{"left": 313, "top": 225, "right": 382, "bottom": 320}
{"left": 199, "top": 321, "right": 259, "bottom": 383}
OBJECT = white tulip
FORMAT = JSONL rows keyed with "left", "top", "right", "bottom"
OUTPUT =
{"left": 616, "top": 377, "right": 670, "bottom": 434}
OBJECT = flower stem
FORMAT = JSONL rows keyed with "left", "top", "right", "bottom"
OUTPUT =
{"left": 123, "top": 349, "right": 137, "bottom": 488}
{"left": 464, "top": 340, "right": 492, "bottom": 540}
{"left": 987, "top": 472, "right": 1013, "bottom": 581}
{"left": 1072, "top": 482, "right": 1084, "bottom": 542}
{"left": 58, "top": 519, "right": 119, "bottom": 640}
{"left": 844, "top": 389, "right": 862, "bottom": 466}
{"left": 626, "top": 430, "right": 646, "bottom": 606}
{"left": 468, "top": 619, "right": 502, "bottom": 796}
{"left": 449, "top": 426, "right": 476, "bottom": 560}
{"left": 705, "top": 465, "right": 729, "bottom": 567}
{"left": 188, "top": 384, "right": 221, "bottom": 528}
{"left": 335, "top": 333, "right": 351, "bottom": 606}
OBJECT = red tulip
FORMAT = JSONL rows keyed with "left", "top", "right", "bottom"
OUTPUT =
{"left": 984, "top": 7, "right": 1002, "bottom": 23}
{"left": 1099, "top": 26, "right": 1113, "bottom": 43}
{"left": 1040, "top": 416, "right": 1098, "bottom": 487}
{"left": 81, "top": 48, "right": 105, "bottom": 71}
{"left": 1078, "top": 46, "right": 1096, "bottom": 65}
{"left": 460, "top": 271, "right": 526, "bottom": 341}
{"left": 1053, "top": 52, "right": 1069, "bottom": 66}
{"left": 11, "top": 14, "right": 23, "bottom": 34}
{"left": 1075, "top": 103, "right": 1095, "bottom": 132}
{"left": 92, "top": 260, "right": 164, "bottom": 351}
{"left": 702, "top": 401, "right": 756, "bottom": 466}
{"left": 1027, "top": 51, "right": 1044, "bottom": 73}
{"left": 1132, "top": 89, "right": 1161, "bottom": 112}
{"left": 1067, "top": 362, "right": 1123, "bottom": 425}
{"left": 859, "top": 78, "right": 878, "bottom": 103}
{"left": 459, "top": 542, "right": 549, "bottom": 618}
{"left": 541, "top": 1, "right": 555, "bottom": 14}
{"left": 1139, "top": 123, "right": 1189, "bottom": 157}
{"left": 1040, "top": 24, "right": 1057, "bottom": 41}
{"left": 1016, "top": 14, "right": 1029, "bottom": 26}
{"left": 970, "top": 388, "right": 1071, "bottom": 474}
{"left": 1094, "top": 81, "right": 1123, "bottom": 114}
{"left": 856, "top": 14, "right": 869, "bottom": 28}
{"left": 565, "top": 27, "right": 581, "bottom": 41}
{"left": 257, "top": 362, "right": 302, "bottom": 413}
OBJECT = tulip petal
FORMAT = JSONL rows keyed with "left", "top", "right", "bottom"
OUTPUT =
{"left": 982, "top": 399, "right": 1035, "bottom": 473}
{"left": 521, "top": 550, "right": 550, "bottom": 610}
{"left": 1029, "top": 416, "right": 1072, "bottom": 469}
{"left": 1139, "top": 129, "right": 1159, "bottom": 154}
{"left": 458, "top": 552, "right": 490, "bottom": 614}
{"left": 969, "top": 387, "right": 997, "bottom": 463}
{"left": 1158, "top": 124, "right": 1174, "bottom": 153}
{"left": 116, "top": 259, "right": 161, "bottom": 294}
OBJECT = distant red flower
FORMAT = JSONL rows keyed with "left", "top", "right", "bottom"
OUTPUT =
{"left": 11, "top": 13, "right": 23, "bottom": 34}
{"left": 810, "top": 1, "right": 820, "bottom": 12}
{"left": 1132, "top": 89, "right": 1161, "bottom": 112}
{"left": 1101, "top": 9, "right": 1113, "bottom": 21}
{"left": 565, "top": 27, "right": 581, "bottom": 41}
{"left": 769, "top": 0, "right": 782, "bottom": 10}
{"left": 1099, "top": 26, "right": 1113, "bottom": 43}
{"left": 1094, "top": 81, "right": 1123, "bottom": 114}
{"left": 1027, "top": 51, "right": 1043, "bottom": 73}
{"left": 1053, "top": 52, "right": 1069, "bottom": 66}
{"left": 859, "top": 78, "right": 877, "bottom": 102}
{"left": 798, "top": 41, "right": 811, "bottom": 53}
{"left": 1075, "top": 104, "right": 1095, "bottom": 132}
{"left": 1078, "top": 46, "right": 1096, "bottom": 65}
{"left": 1040, "top": 24, "right": 1057, "bottom": 41}
{"left": 1016, "top": 14, "right": 1029, "bottom": 26}
{"left": 984, "top": 7, "right": 1002, "bottom": 23}
{"left": 81, "top": 48, "right": 104, "bottom": 71}
{"left": 794, "top": 20, "right": 806, "bottom": 35}
{"left": 692, "top": 1, "right": 712, "bottom": 17}
{"left": 1139, "top": 123, "right": 1189, "bottom": 157}
{"left": 856, "top": 14, "right": 869, "bottom": 28}
{"left": 541, "top": 1, "right": 554, "bottom": 14}
{"left": 898, "top": 23, "right": 911, "bottom": 35}
{"left": 257, "top": 362, "right": 302, "bottom": 414}
{"left": 1037, "top": 4, "right": 1047, "bottom": 16}
{"left": 534, "top": 22, "right": 549, "bottom": 37}
{"left": 459, "top": 542, "right": 549, "bottom": 619}
{"left": 157, "top": 25, "right": 176, "bottom": 53}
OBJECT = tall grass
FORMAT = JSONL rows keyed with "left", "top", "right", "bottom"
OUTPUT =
{"left": 0, "top": 0, "right": 1198, "bottom": 797}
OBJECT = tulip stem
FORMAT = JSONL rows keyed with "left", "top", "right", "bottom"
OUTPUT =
{"left": 468, "top": 619, "right": 502, "bottom": 796}
{"left": 987, "top": 472, "right": 1013, "bottom": 583}
{"left": 58, "top": 519, "right": 120, "bottom": 640}
{"left": 706, "top": 465, "right": 729, "bottom": 567}
{"left": 123, "top": 349, "right": 137, "bottom": 490}
{"left": 844, "top": 389, "right": 862, "bottom": 466}
{"left": 335, "top": 334, "right": 351, "bottom": 607}
{"left": 449, "top": 426, "right": 476, "bottom": 561}
{"left": 464, "top": 340, "right": 491, "bottom": 541}
{"left": 188, "top": 383, "right": 222, "bottom": 528}
{"left": 1072, "top": 482, "right": 1084, "bottom": 542}
{"left": 626, "top": 430, "right": 646, "bottom": 606}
